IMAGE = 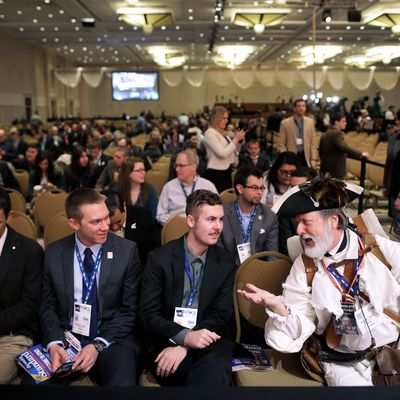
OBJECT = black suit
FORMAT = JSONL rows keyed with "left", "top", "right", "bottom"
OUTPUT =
{"left": 124, "top": 205, "right": 160, "bottom": 265}
{"left": 238, "top": 152, "right": 269, "bottom": 173}
{"left": 0, "top": 226, "right": 43, "bottom": 339}
{"left": 140, "top": 237, "right": 235, "bottom": 386}
{"left": 40, "top": 233, "right": 142, "bottom": 386}
{"left": 91, "top": 154, "right": 113, "bottom": 184}
{"left": 0, "top": 162, "right": 20, "bottom": 191}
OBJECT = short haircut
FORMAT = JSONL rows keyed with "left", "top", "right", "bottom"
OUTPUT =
{"left": 247, "top": 139, "right": 260, "bottom": 146}
{"left": 234, "top": 166, "right": 263, "bottom": 195}
{"left": 186, "top": 189, "right": 222, "bottom": 218}
{"left": 177, "top": 149, "right": 199, "bottom": 167}
{"left": 331, "top": 113, "right": 345, "bottom": 125}
{"left": 291, "top": 166, "right": 318, "bottom": 180}
{"left": 183, "top": 142, "right": 198, "bottom": 152}
{"left": 293, "top": 99, "right": 306, "bottom": 107}
{"left": 103, "top": 190, "right": 124, "bottom": 217}
{"left": 88, "top": 140, "right": 102, "bottom": 150}
{"left": 0, "top": 187, "right": 11, "bottom": 217}
{"left": 65, "top": 188, "right": 106, "bottom": 222}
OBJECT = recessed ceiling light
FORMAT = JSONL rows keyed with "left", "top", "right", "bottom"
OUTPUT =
{"left": 161, "top": 26, "right": 166, "bottom": 30}
{"left": 44, "top": 0, "right": 51, "bottom": 4}
{"left": 251, "top": 36, "right": 255, "bottom": 41}
{"left": 133, "top": 26, "right": 138, "bottom": 30}
{"left": 199, "top": 33, "right": 204, "bottom": 37}
{"left": 42, "top": 38, "right": 47, "bottom": 42}
{"left": 221, "top": 36, "right": 225, "bottom": 41}
{"left": 325, "top": 26, "right": 330, "bottom": 30}
{"left": 75, "top": 26, "right": 80, "bottom": 31}
{"left": 119, "top": 26, "right": 124, "bottom": 30}
{"left": 189, "top": 16, "right": 194, "bottom": 20}
{"left": 33, "top": 19, "right": 38, "bottom": 23}
{"left": 54, "top": 27, "right": 59, "bottom": 31}
{"left": 36, "top": 6, "right": 42, "bottom": 11}
{"left": 346, "top": 26, "right": 351, "bottom": 30}
{"left": 40, "top": 27, "right": 45, "bottom": 31}
{"left": 48, "top": 13, "right": 53, "bottom": 18}
{"left": 188, "top": 9, "right": 193, "bottom": 13}
{"left": 380, "top": 26, "right": 385, "bottom": 30}
{"left": 54, "top": 38, "right": 59, "bottom": 42}
{"left": 239, "top": 36, "right": 243, "bottom": 41}
{"left": 166, "top": 37, "right": 170, "bottom": 41}
{"left": 176, "top": 25, "right": 180, "bottom": 30}
{"left": 0, "top": 15, "right": 4, "bottom": 19}
{"left": 78, "top": 37, "right": 83, "bottom": 42}
{"left": 360, "top": 26, "right": 365, "bottom": 30}
{"left": 59, "top": 10, "right": 64, "bottom": 14}
{"left": 17, "top": 10, "right": 22, "bottom": 15}
{"left": 224, "top": 26, "right": 229, "bottom": 30}
{"left": 18, "top": 27, "right": 24, "bottom": 32}
{"left": 178, "top": 36, "right": 182, "bottom": 41}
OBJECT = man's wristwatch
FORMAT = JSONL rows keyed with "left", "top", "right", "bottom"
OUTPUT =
{"left": 92, "top": 340, "right": 105, "bottom": 353}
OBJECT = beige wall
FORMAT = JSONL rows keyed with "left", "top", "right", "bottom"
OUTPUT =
{"left": 0, "top": 30, "right": 399, "bottom": 123}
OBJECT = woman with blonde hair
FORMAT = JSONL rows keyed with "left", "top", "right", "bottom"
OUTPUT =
{"left": 204, "top": 105, "right": 245, "bottom": 192}
{"left": 118, "top": 157, "right": 158, "bottom": 219}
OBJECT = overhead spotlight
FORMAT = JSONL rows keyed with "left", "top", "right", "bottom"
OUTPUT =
{"left": 322, "top": 9, "right": 331, "bottom": 23}
{"left": 81, "top": 17, "right": 95, "bottom": 28}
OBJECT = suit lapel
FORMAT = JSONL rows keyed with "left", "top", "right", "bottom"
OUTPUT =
{"left": 0, "top": 228, "right": 20, "bottom": 289}
{"left": 227, "top": 202, "right": 242, "bottom": 245}
{"left": 171, "top": 240, "right": 185, "bottom": 308}
{"left": 98, "top": 234, "right": 115, "bottom": 314}
{"left": 62, "top": 235, "right": 75, "bottom": 318}
{"left": 250, "top": 206, "right": 263, "bottom": 254}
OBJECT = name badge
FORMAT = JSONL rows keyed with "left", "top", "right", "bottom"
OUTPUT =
{"left": 72, "top": 302, "right": 91, "bottom": 337}
{"left": 174, "top": 307, "right": 198, "bottom": 329}
{"left": 296, "top": 137, "right": 303, "bottom": 146}
{"left": 354, "top": 303, "right": 376, "bottom": 335}
{"left": 333, "top": 302, "right": 359, "bottom": 336}
{"left": 237, "top": 242, "right": 251, "bottom": 264}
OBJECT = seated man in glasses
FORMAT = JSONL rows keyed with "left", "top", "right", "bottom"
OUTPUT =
{"left": 220, "top": 166, "right": 278, "bottom": 267}
{"left": 156, "top": 150, "right": 218, "bottom": 226}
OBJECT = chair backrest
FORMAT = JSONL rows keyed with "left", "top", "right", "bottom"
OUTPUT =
{"left": 234, "top": 251, "right": 292, "bottom": 342}
{"left": 8, "top": 210, "right": 37, "bottom": 240}
{"left": 43, "top": 212, "right": 74, "bottom": 247}
{"left": 13, "top": 169, "right": 29, "bottom": 198}
{"left": 145, "top": 170, "right": 168, "bottom": 197}
{"left": 34, "top": 189, "right": 68, "bottom": 228}
{"left": 103, "top": 147, "right": 117, "bottom": 157}
{"left": 5, "top": 188, "right": 26, "bottom": 213}
{"left": 219, "top": 188, "right": 237, "bottom": 203}
{"left": 161, "top": 213, "right": 189, "bottom": 245}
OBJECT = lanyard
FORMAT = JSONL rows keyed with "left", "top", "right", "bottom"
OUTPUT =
{"left": 321, "top": 237, "right": 366, "bottom": 298}
{"left": 180, "top": 179, "right": 196, "bottom": 199}
{"left": 235, "top": 202, "right": 258, "bottom": 243}
{"left": 75, "top": 245, "right": 103, "bottom": 304}
{"left": 184, "top": 253, "right": 205, "bottom": 308}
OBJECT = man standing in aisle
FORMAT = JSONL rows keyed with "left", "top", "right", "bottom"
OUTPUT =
{"left": 278, "top": 99, "right": 317, "bottom": 168}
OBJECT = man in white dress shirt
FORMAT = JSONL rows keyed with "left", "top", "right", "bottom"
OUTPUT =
{"left": 156, "top": 150, "right": 218, "bottom": 225}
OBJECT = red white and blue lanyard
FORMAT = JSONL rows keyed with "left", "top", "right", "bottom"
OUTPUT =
{"left": 320, "top": 236, "right": 366, "bottom": 299}
{"left": 75, "top": 245, "right": 104, "bottom": 304}
{"left": 235, "top": 202, "right": 258, "bottom": 243}
{"left": 180, "top": 180, "right": 196, "bottom": 199}
{"left": 184, "top": 253, "right": 205, "bottom": 308}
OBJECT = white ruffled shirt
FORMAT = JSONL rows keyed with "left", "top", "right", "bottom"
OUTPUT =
{"left": 265, "top": 229, "right": 400, "bottom": 354}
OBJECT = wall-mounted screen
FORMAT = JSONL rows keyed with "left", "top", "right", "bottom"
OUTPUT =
{"left": 111, "top": 71, "right": 160, "bottom": 101}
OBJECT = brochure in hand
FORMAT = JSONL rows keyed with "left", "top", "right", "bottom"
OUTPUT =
{"left": 231, "top": 343, "right": 273, "bottom": 372}
{"left": 16, "top": 331, "right": 81, "bottom": 384}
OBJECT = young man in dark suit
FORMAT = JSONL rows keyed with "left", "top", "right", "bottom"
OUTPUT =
{"left": 0, "top": 187, "right": 43, "bottom": 383}
{"left": 220, "top": 166, "right": 278, "bottom": 267}
{"left": 140, "top": 189, "right": 235, "bottom": 386}
{"left": 40, "top": 188, "right": 141, "bottom": 386}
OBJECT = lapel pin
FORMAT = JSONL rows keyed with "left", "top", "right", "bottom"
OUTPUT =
{"left": 12, "top": 246, "right": 16, "bottom": 250}
{"left": 130, "top": 223, "right": 137, "bottom": 229}
{"left": 258, "top": 215, "right": 263, "bottom": 220}
{"left": 260, "top": 228, "right": 265, "bottom": 234}
{"left": 107, "top": 251, "right": 113, "bottom": 259}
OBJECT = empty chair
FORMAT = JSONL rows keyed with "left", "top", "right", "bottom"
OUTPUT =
{"left": 5, "top": 188, "right": 26, "bottom": 213}
{"left": 43, "top": 212, "right": 74, "bottom": 247}
{"left": 34, "top": 189, "right": 68, "bottom": 229}
{"left": 13, "top": 169, "right": 29, "bottom": 199}
{"left": 145, "top": 170, "right": 168, "bottom": 197}
{"left": 8, "top": 210, "right": 37, "bottom": 240}
{"left": 233, "top": 251, "right": 323, "bottom": 387}
{"left": 161, "top": 213, "right": 189, "bottom": 245}
{"left": 219, "top": 188, "right": 237, "bottom": 203}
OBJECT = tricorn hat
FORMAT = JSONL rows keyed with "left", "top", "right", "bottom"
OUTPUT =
{"left": 271, "top": 176, "right": 363, "bottom": 218}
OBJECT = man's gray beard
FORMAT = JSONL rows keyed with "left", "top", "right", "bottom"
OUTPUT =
{"left": 301, "top": 228, "right": 334, "bottom": 259}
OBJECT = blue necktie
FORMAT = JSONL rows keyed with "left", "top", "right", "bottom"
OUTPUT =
{"left": 82, "top": 248, "right": 98, "bottom": 340}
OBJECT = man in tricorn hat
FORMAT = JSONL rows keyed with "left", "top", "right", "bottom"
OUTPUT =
{"left": 238, "top": 177, "right": 400, "bottom": 386}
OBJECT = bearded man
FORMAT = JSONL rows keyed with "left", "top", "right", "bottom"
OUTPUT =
{"left": 238, "top": 177, "right": 400, "bottom": 386}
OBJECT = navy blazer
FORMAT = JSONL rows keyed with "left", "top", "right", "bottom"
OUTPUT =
{"left": 140, "top": 237, "right": 235, "bottom": 351}
{"left": 0, "top": 226, "right": 43, "bottom": 340}
{"left": 40, "top": 232, "right": 141, "bottom": 346}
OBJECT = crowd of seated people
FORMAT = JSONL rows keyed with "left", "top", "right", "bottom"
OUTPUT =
{"left": 0, "top": 100, "right": 399, "bottom": 388}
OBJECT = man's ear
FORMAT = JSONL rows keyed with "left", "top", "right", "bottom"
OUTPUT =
{"left": 187, "top": 214, "right": 195, "bottom": 228}
{"left": 6, "top": 210, "right": 13, "bottom": 223}
{"left": 236, "top": 184, "right": 244, "bottom": 195}
{"left": 329, "top": 214, "right": 339, "bottom": 229}
{"left": 68, "top": 218, "right": 80, "bottom": 231}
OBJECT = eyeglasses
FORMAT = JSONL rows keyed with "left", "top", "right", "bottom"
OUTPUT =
{"left": 132, "top": 168, "right": 146, "bottom": 173}
{"left": 278, "top": 168, "right": 296, "bottom": 177}
{"left": 244, "top": 185, "right": 265, "bottom": 191}
{"left": 174, "top": 163, "right": 192, "bottom": 169}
